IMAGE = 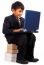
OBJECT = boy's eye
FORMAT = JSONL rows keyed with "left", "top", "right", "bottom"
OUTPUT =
{"left": 19, "top": 10, "right": 23, "bottom": 12}
{"left": 19, "top": 10, "right": 22, "bottom": 12}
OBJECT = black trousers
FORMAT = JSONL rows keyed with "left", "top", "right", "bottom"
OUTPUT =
{"left": 5, "top": 33, "right": 36, "bottom": 61}
{"left": 25, "top": 33, "right": 36, "bottom": 60}
{"left": 17, "top": 33, "right": 36, "bottom": 61}
{"left": 17, "top": 34, "right": 27, "bottom": 61}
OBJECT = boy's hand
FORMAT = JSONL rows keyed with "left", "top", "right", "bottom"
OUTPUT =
{"left": 12, "top": 28, "right": 23, "bottom": 32}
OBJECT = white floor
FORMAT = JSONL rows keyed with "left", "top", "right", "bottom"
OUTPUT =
{"left": 0, "top": 0, "right": 44, "bottom": 65}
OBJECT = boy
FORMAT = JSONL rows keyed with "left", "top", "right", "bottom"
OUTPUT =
{"left": 2, "top": 1, "right": 39, "bottom": 64}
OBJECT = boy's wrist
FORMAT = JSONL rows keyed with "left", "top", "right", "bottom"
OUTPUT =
{"left": 12, "top": 28, "right": 23, "bottom": 32}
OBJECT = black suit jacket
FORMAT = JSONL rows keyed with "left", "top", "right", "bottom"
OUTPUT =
{"left": 2, "top": 14, "right": 25, "bottom": 43}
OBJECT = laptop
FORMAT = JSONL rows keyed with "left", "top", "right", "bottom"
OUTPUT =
{"left": 23, "top": 10, "right": 41, "bottom": 33}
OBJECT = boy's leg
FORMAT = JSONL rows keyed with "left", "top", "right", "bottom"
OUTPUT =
{"left": 25, "top": 33, "right": 35, "bottom": 59}
{"left": 5, "top": 34, "right": 28, "bottom": 64}
{"left": 25, "top": 33, "right": 39, "bottom": 62}
{"left": 16, "top": 34, "right": 28, "bottom": 64}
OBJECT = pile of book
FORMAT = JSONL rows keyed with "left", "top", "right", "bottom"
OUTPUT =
{"left": 5, "top": 44, "right": 18, "bottom": 62}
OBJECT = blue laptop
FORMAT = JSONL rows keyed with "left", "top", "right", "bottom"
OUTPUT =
{"left": 24, "top": 10, "right": 41, "bottom": 33}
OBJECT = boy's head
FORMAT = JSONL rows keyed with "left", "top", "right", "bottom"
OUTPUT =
{"left": 11, "top": 1, "right": 24, "bottom": 18}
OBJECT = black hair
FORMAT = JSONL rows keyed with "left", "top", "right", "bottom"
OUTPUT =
{"left": 11, "top": 1, "right": 24, "bottom": 10}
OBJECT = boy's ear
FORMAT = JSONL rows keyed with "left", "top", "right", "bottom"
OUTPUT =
{"left": 11, "top": 9, "right": 15, "bottom": 12}
{"left": 11, "top": 9, "right": 14, "bottom": 12}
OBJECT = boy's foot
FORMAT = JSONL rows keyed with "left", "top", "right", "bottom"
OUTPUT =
{"left": 16, "top": 60, "right": 28, "bottom": 64}
{"left": 28, "top": 58, "right": 39, "bottom": 62}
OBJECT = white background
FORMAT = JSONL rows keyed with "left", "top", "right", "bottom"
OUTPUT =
{"left": 0, "top": 0, "right": 44, "bottom": 65}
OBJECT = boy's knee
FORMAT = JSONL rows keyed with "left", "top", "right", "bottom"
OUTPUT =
{"left": 31, "top": 33, "right": 36, "bottom": 41}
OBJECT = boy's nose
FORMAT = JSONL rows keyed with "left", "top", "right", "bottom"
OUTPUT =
{"left": 20, "top": 13, "right": 23, "bottom": 16}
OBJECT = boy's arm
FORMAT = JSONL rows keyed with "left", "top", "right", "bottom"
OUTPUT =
{"left": 2, "top": 17, "right": 13, "bottom": 35}
{"left": 2, "top": 17, "right": 23, "bottom": 35}
{"left": 12, "top": 28, "right": 23, "bottom": 32}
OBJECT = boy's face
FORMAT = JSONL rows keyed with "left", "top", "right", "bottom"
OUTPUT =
{"left": 12, "top": 8, "right": 23, "bottom": 19}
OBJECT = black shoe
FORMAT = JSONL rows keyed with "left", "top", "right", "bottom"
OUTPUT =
{"left": 16, "top": 60, "right": 28, "bottom": 64}
{"left": 28, "top": 58, "right": 39, "bottom": 62}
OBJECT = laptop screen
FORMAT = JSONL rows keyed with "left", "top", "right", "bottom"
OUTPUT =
{"left": 25, "top": 10, "right": 40, "bottom": 33}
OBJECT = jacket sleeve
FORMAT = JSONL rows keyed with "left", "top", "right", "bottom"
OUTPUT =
{"left": 2, "top": 17, "right": 13, "bottom": 35}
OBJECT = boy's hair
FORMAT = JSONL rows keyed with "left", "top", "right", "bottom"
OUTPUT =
{"left": 11, "top": 1, "right": 24, "bottom": 10}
